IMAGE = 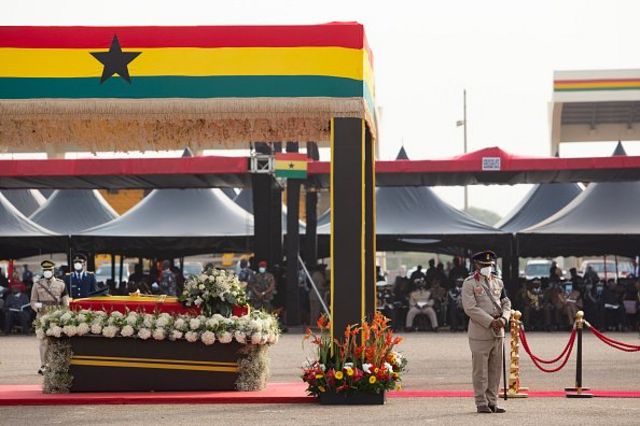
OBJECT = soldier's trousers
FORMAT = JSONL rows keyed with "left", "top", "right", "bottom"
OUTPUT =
{"left": 469, "top": 337, "right": 503, "bottom": 407}
{"left": 39, "top": 338, "right": 48, "bottom": 366}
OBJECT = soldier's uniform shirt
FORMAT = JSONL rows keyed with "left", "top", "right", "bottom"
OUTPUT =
{"left": 461, "top": 272, "right": 511, "bottom": 408}
{"left": 31, "top": 276, "right": 69, "bottom": 366}
{"left": 30, "top": 277, "right": 69, "bottom": 312}
{"left": 64, "top": 271, "right": 97, "bottom": 299}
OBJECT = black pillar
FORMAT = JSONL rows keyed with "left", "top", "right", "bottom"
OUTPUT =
{"left": 251, "top": 143, "right": 283, "bottom": 269}
{"left": 304, "top": 142, "right": 319, "bottom": 268}
{"left": 330, "top": 118, "right": 376, "bottom": 341}
{"left": 286, "top": 143, "right": 302, "bottom": 325}
{"left": 364, "top": 130, "right": 376, "bottom": 316}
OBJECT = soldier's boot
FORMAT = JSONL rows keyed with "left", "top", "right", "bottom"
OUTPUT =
{"left": 476, "top": 405, "right": 492, "bottom": 413}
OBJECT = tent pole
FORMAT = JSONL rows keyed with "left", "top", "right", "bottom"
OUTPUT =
{"left": 614, "top": 255, "right": 619, "bottom": 284}
{"left": 285, "top": 141, "right": 302, "bottom": 326}
{"left": 111, "top": 254, "right": 116, "bottom": 288}
{"left": 119, "top": 256, "right": 124, "bottom": 288}
{"left": 603, "top": 255, "right": 607, "bottom": 282}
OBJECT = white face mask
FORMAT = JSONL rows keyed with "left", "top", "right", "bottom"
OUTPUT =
{"left": 480, "top": 266, "right": 493, "bottom": 277}
{"left": 43, "top": 270, "right": 53, "bottom": 279}
{"left": 258, "top": 267, "right": 266, "bottom": 273}
{"left": 74, "top": 262, "right": 83, "bottom": 271}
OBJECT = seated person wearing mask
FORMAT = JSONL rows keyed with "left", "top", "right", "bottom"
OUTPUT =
{"left": 405, "top": 278, "right": 438, "bottom": 331}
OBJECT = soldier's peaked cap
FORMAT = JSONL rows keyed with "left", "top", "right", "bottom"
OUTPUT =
{"left": 471, "top": 250, "right": 496, "bottom": 265}
{"left": 73, "top": 254, "right": 87, "bottom": 262}
{"left": 41, "top": 260, "right": 56, "bottom": 269}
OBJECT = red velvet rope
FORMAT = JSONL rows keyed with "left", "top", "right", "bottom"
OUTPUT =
{"left": 520, "top": 327, "right": 576, "bottom": 373}
{"left": 586, "top": 323, "right": 640, "bottom": 352}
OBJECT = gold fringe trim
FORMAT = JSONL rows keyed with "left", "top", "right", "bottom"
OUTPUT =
{"left": 0, "top": 98, "right": 376, "bottom": 152}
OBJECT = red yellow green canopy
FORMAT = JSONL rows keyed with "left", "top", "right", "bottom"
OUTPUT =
{"left": 0, "top": 23, "right": 376, "bottom": 151}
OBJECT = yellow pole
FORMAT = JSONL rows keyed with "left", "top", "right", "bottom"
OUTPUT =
{"left": 507, "top": 310, "right": 528, "bottom": 398}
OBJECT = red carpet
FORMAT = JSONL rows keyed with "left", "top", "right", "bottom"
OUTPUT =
{"left": 1, "top": 383, "right": 639, "bottom": 406}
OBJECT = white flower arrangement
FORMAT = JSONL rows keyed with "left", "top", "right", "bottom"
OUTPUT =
{"left": 35, "top": 308, "right": 280, "bottom": 347}
{"left": 179, "top": 267, "right": 248, "bottom": 316}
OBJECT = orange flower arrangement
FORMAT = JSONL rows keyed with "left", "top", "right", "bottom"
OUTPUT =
{"left": 302, "top": 312, "right": 407, "bottom": 397}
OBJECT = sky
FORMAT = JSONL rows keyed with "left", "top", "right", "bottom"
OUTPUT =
{"left": 4, "top": 0, "right": 640, "bottom": 217}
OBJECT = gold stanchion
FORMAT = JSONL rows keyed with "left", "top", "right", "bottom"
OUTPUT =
{"left": 506, "top": 310, "right": 528, "bottom": 398}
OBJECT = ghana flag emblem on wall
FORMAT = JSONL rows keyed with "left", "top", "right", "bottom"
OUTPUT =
{"left": 274, "top": 153, "right": 308, "bottom": 179}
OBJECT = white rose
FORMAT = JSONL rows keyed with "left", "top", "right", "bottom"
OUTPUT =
{"left": 201, "top": 331, "right": 216, "bottom": 345}
{"left": 51, "top": 326, "right": 62, "bottom": 338}
{"left": 185, "top": 331, "right": 199, "bottom": 343}
{"left": 170, "top": 330, "right": 183, "bottom": 341}
{"left": 234, "top": 331, "right": 246, "bottom": 344}
{"left": 126, "top": 315, "right": 138, "bottom": 326}
{"left": 137, "top": 328, "right": 151, "bottom": 340}
{"left": 90, "top": 324, "right": 103, "bottom": 335}
{"left": 194, "top": 298, "right": 203, "bottom": 307}
{"left": 384, "top": 362, "right": 393, "bottom": 372}
{"left": 156, "top": 316, "right": 170, "bottom": 328}
{"left": 143, "top": 314, "right": 154, "bottom": 328}
{"left": 362, "top": 363, "right": 372, "bottom": 374}
{"left": 189, "top": 319, "right": 201, "bottom": 330}
{"left": 250, "top": 333, "right": 262, "bottom": 345}
{"left": 121, "top": 325, "right": 135, "bottom": 337}
{"left": 111, "top": 311, "right": 124, "bottom": 318}
{"left": 205, "top": 318, "right": 219, "bottom": 329}
{"left": 198, "top": 284, "right": 205, "bottom": 290}
{"left": 62, "top": 325, "right": 77, "bottom": 337}
{"left": 77, "top": 323, "right": 90, "bottom": 336}
{"left": 174, "top": 318, "right": 186, "bottom": 331}
{"left": 102, "top": 325, "right": 118, "bottom": 338}
{"left": 152, "top": 328, "right": 166, "bottom": 341}
{"left": 35, "top": 329, "right": 45, "bottom": 339}
{"left": 218, "top": 332, "right": 233, "bottom": 344}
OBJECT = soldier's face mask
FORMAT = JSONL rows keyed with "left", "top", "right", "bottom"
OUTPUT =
{"left": 258, "top": 267, "right": 266, "bottom": 273}
{"left": 74, "top": 262, "right": 83, "bottom": 271}
{"left": 480, "top": 266, "right": 492, "bottom": 277}
{"left": 43, "top": 270, "right": 54, "bottom": 279}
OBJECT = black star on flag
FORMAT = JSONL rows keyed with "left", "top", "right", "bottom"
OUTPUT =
{"left": 90, "top": 35, "right": 141, "bottom": 84}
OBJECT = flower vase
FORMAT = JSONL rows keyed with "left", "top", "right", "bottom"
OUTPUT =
{"left": 318, "top": 390, "right": 385, "bottom": 405}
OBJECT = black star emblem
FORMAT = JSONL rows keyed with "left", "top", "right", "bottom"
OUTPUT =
{"left": 288, "top": 162, "right": 295, "bottom": 169}
{"left": 90, "top": 35, "right": 141, "bottom": 84}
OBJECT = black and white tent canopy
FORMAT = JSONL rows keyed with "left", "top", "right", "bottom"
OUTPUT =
{"left": 517, "top": 143, "right": 640, "bottom": 256}
{"left": 72, "top": 188, "right": 254, "bottom": 257}
{"left": 317, "top": 148, "right": 510, "bottom": 255}
{"left": 1, "top": 189, "right": 46, "bottom": 217}
{"left": 496, "top": 183, "right": 583, "bottom": 233}
{"left": 0, "top": 192, "right": 65, "bottom": 259}
{"left": 30, "top": 190, "right": 118, "bottom": 234}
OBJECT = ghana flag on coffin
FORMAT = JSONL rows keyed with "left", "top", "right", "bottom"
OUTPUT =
{"left": 0, "top": 23, "right": 375, "bottom": 114}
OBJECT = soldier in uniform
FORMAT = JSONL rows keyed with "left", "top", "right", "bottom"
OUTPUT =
{"left": 405, "top": 278, "right": 438, "bottom": 331}
{"left": 64, "top": 254, "right": 97, "bottom": 299}
{"left": 248, "top": 261, "right": 276, "bottom": 311}
{"left": 30, "top": 260, "right": 69, "bottom": 375}
{"left": 461, "top": 250, "right": 511, "bottom": 414}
